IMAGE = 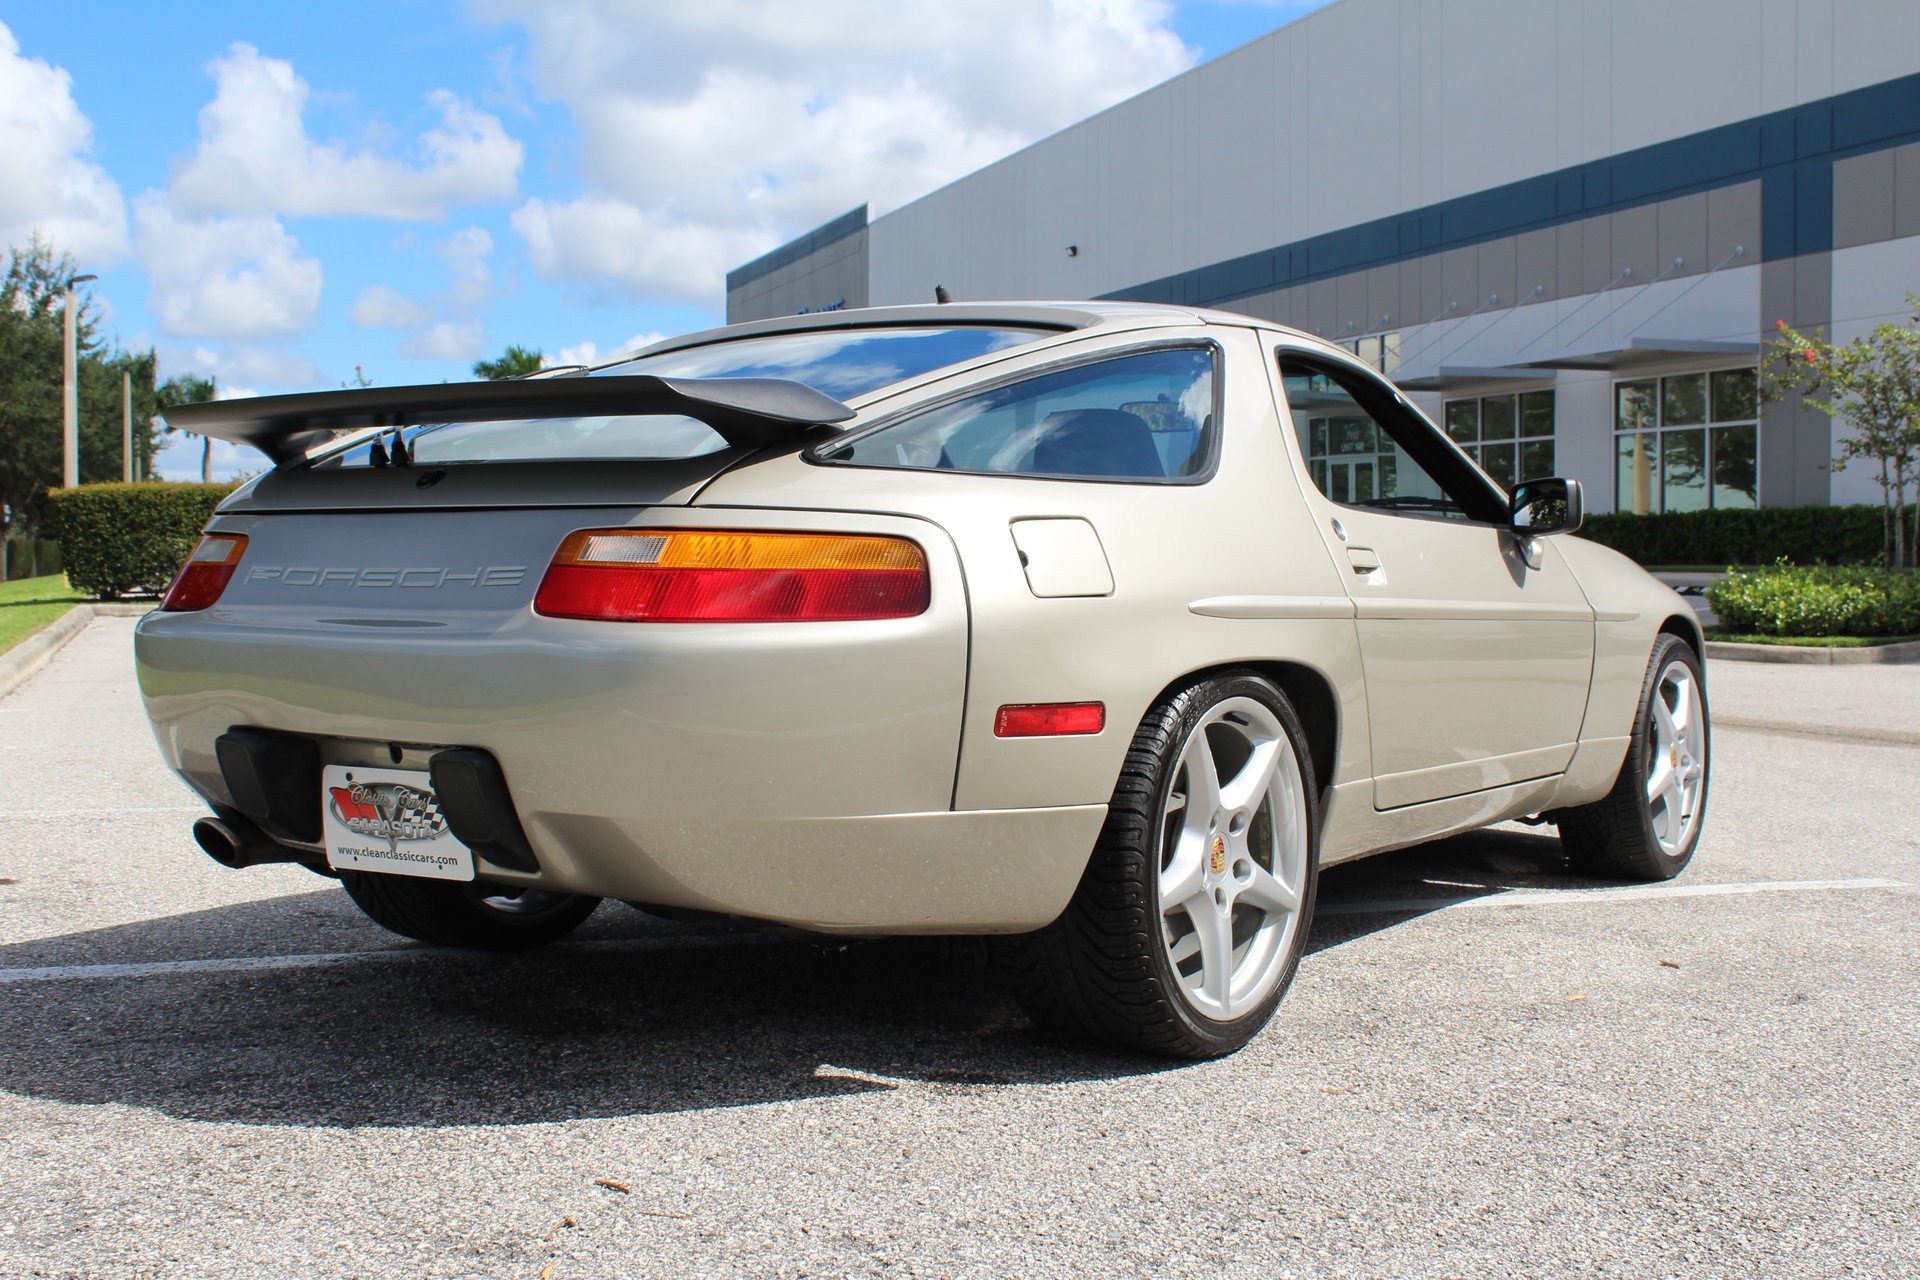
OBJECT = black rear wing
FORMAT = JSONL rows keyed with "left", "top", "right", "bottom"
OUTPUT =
{"left": 156, "top": 374, "right": 859, "bottom": 465}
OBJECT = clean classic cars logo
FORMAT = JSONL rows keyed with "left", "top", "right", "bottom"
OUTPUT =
{"left": 328, "top": 780, "right": 448, "bottom": 842}
{"left": 245, "top": 565, "right": 527, "bottom": 588}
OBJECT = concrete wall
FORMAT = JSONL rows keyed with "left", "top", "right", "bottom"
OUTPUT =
{"left": 867, "top": 0, "right": 1920, "bottom": 308}
{"left": 725, "top": 0, "right": 1920, "bottom": 512}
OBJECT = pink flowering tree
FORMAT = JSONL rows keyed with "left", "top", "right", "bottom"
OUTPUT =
{"left": 1766, "top": 297, "right": 1920, "bottom": 567}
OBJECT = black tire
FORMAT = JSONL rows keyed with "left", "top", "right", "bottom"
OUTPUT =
{"left": 999, "top": 672, "right": 1320, "bottom": 1059}
{"left": 338, "top": 872, "right": 600, "bottom": 950}
{"left": 1556, "top": 634, "right": 1710, "bottom": 881}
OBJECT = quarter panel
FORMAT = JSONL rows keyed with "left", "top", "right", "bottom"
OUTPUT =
{"left": 695, "top": 325, "right": 1372, "bottom": 814}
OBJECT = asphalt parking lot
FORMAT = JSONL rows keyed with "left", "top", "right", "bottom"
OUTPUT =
{"left": 1, "top": 618, "right": 1915, "bottom": 1280}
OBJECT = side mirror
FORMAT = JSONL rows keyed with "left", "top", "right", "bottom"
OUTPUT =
{"left": 1510, "top": 477, "right": 1584, "bottom": 537}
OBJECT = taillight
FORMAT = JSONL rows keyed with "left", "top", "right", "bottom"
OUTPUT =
{"left": 533, "top": 529, "right": 930, "bottom": 623}
{"left": 161, "top": 534, "right": 248, "bottom": 612}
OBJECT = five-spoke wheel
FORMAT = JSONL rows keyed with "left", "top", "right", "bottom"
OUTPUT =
{"left": 1000, "top": 672, "right": 1319, "bottom": 1058}
{"left": 1557, "top": 634, "right": 1710, "bottom": 881}
{"left": 1156, "top": 696, "right": 1310, "bottom": 1022}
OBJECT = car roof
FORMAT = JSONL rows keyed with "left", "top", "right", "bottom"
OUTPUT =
{"left": 585, "top": 300, "right": 1334, "bottom": 373}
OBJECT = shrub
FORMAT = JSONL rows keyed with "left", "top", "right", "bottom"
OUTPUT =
{"left": 1704, "top": 563, "right": 1920, "bottom": 637}
{"left": 1578, "top": 505, "right": 1886, "bottom": 567}
{"left": 46, "top": 482, "right": 237, "bottom": 599}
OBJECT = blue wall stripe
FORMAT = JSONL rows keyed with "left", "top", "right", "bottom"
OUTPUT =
{"left": 1103, "top": 71, "right": 1920, "bottom": 311}
{"left": 726, "top": 205, "right": 869, "bottom": 292}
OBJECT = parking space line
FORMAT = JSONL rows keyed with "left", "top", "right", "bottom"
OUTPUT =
{"left": 0, "top": 879, "right": 1907, "bottom": 985}
{"left": 0, "top": 931, "right": 790, "bottom": 986}
{"left": 1319, "top": 876, "right": 1909, "bottom": 917}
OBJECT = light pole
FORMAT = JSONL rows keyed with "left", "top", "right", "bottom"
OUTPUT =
{"left": 62, "top": 273, "right": 98, "bottom": 489}
{"left": 122, "top": 371, "right": 133, "bottom": 482}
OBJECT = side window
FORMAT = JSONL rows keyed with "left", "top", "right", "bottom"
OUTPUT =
{"left": 1278, "top": 354, "right": 1506, "bottom": 523}
{"left": 819, "top": 347, "right": 1216, "bottom": 482}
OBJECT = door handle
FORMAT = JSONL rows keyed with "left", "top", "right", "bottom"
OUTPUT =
{"left": 1347, "top": 547, "right": 1381, "bottom": 574}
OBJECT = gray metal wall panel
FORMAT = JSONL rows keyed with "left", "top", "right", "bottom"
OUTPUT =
{"left": 1897, "top": 142, "right": 1920, "bottom": 239}
{"left": 1706, "top": 181, "right": 1763, "bottom": 264}
{"left": 1833, "top": 149, "right": 1898, "bottom": 248}
{"left": 1656, "top": 193, "right": 1710, "bottom": 278}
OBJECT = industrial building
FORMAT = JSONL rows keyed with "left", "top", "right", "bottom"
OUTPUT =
{"left": 726, "top": 0, "right": 1920, "bottom": 513}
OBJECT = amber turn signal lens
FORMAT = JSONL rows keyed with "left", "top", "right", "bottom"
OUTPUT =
{"left": 160, "top": 534, "right": 249, "bottom": 612}
{"left": 534, "top": 529, "right": 930, "bottom": 623}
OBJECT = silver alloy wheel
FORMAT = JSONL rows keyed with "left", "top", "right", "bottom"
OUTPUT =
{"left": 1645, "top": 659, "right": 1707, "bottom": 857}
{"left": 1157, "top": 696, "right": 1309, "bottom": 1021}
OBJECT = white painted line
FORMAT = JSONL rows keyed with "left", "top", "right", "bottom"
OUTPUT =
{"left": 2, "top": 879, "right": 1907, "bottom": 985}
{"left": 0, "top": 806, "right": 209, "bottom": 818}
{"left": 0, "top": 930, "right": 788, "bottom": 986}
{"left": 1319, "top": 876, "right": 1910, "bottom": 917}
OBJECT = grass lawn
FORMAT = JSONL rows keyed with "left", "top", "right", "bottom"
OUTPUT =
{"left": 1705, "top": 628, "right": 1920, "bottom": 649}
{"left": 0, "top": 574, "right": 86, "bottom": 656}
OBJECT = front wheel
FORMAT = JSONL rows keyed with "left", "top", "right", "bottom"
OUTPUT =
{"left": 339, "top": 872, "right": 601, "bottom": 950}
{"left": 1001, "top": 672, "right": 1319, "bottom": 1059}
{"left": 1556, "top": 634, "right": 1710, "bottom": 881}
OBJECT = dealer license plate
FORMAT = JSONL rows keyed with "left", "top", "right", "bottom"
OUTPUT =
{"left": 321, "top": 764, "right": 475, "bottom": 881}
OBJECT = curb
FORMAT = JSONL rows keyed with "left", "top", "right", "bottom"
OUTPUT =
{"left": 1705, "top": 638, "right": 1920, "bottom": 666}
{"left": 0, "top": 602, "right": 155, "bottom": 700}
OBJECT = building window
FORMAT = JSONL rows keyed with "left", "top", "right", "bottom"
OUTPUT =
{"left": 1613, "top": 369, "right": 1758, "bottom": 514}
{"left": 1441, "top": 390, "right": 1555, "bottom": 487}
{"left": 1340, "top": 332, "right": 1401, "bottom": 375}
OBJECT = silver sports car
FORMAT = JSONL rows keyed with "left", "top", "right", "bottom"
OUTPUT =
{"left": 140, "top": 302, "right": 1709, "bottom": 1058}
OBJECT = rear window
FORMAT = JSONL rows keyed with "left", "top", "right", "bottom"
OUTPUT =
{"left": 313, "top": 325, "right": 1055, "bottom": 467}
{"left": 598, "top": 325, "right": 1055, "bottom": 398}
{"left": 816, "top": 347, "right": 1218, "bottom": 482}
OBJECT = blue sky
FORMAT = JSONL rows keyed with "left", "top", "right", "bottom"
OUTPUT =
{"left": 0, "top": 1, "right": 1329, "bottom": 478}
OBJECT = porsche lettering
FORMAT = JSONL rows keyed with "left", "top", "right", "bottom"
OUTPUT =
{"left": 245, "top": 565, "right": 527, "bottom": 588}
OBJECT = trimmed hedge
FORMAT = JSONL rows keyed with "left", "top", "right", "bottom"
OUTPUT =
{"left": 47, "top": 482, "right": 238, "bottom": 599}
{"left": 1579, "top": 504, "right": 1886, "bottom": 567}
{"left": 1705, "top": 563, "right": 1920, "bottom": 637}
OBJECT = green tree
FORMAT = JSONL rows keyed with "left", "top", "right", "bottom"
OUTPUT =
{"left": 0, "top": 236, "right": 159, "bottom": 546}
{"left": 156, "top": 373, "right": 218, "bottom": 484}
{"left": 472, "top": 344, "right": 543, "bottom": 380}
{"left": 1768, "top": 299, "right": 1920, "bottom": 568}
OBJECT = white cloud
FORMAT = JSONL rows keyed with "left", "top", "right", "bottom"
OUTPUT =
{"left": 351, "top": 284, "right": 432, "bottom": 330}
{"left": 481, "top": 0, "right": 1194, "bottom": 303}
{"left": 157, "top": 342, "right": 323, "bottom": 391}
{"left": 169, "top": 43, "right": 522, "bottom": 221}
{"left": 355, "top": 226, "right": 498, "bottom": 362}
{"left": 548, "top": 330, "right": 666, "bottom": 369}
{"left": 439, "top": 225, "right": 494, "bottom": 304}
{"left": 135, "top": 196, "right": 323, "bottom": 338}
{"left": 400, "top": 320, "right": 484, "bottom": 361}
{"left": 549, "top": 340, "right": 599, "bottom": 368}
{"left": 0, "top": 20, "right": 128, "bottom": 261}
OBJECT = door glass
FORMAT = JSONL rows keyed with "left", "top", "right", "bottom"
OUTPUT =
{"left": 1282, "top": 358, "right": 1489, "bottom": 520}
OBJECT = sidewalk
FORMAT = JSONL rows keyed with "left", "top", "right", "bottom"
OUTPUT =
{"left": 1706, "top": 657, "right": 1920, "bottom": 744}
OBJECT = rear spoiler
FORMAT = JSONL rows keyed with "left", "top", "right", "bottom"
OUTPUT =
{"left": 156, "top": 374, "right": 859, "bottom": 465}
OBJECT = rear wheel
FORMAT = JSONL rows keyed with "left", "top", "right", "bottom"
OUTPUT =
{"left": 1001, "top": 672, "right": 1319, "bottom": 1059}
{"left": 1556, "top": 634, "right": 1709, "bottom": 881}
{"left": 339, "top": 872, "right": 601, "bottom": 950}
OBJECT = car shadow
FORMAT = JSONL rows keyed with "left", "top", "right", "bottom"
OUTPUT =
{"left": 0, "top": 826, "right": 1590, "bottom": 1129}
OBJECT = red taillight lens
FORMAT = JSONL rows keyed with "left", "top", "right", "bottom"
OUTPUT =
{"left": 533, "top": 530, "right": 930, "bottom": 623}
{"left": 161, "top": 534, "right": 248, "bottom": 612}
{"left": 994, "top": 702, "right": 1106, "bottom": 737}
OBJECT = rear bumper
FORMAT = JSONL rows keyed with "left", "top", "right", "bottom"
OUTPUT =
{"left": 134, "top": 507, "right": 1103, "bottom": 932}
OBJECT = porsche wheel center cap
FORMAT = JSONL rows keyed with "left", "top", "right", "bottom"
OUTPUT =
{"left": 1209, "top": 834, "right": 1227, "bottom": 876}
